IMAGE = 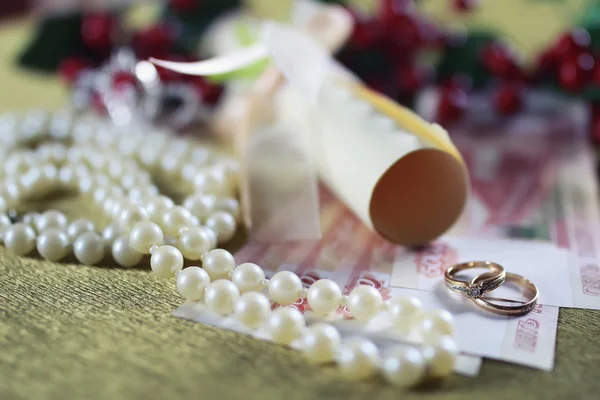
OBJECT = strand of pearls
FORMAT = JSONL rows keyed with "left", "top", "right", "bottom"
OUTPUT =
{"left": 0, "top": 110, "right": 239, "bottom": 268}
{"left": 0, "top": 109, "right": 457, "bottom": 388}
{"left": 174, "top": 257, "right": 458, "bottom": 386}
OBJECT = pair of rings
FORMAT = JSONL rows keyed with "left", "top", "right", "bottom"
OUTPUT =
{"left": 444, "top": 261, "right": 539, "bottom": 316}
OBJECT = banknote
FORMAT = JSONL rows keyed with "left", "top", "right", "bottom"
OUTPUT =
{"left": 424, "top": 92, "right": 600, "bottom": 309}
{"left": 223, "top": 189, "right": 561, "bottom": 371}
{"left": 390, "top": 235, "right": 600, "bottom": 310}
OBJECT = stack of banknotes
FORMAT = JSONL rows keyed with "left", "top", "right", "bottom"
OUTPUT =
{"left": 175, "top": 90, "right": 599, "bottom": 376}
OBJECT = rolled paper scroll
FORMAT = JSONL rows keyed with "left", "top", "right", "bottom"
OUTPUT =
{"left": 151, "top": 15, "right": 469, "bottom": 246}
{"left": 273, "top": 73, "right": 469, "bottom": 246}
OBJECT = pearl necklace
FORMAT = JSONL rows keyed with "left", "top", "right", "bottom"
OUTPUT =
{"left": 0, "top": 109, "right": 458, "bottom": 388}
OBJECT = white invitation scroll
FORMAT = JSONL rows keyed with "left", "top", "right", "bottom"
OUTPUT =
{"left": 151, "top": 14, "right": 469, "bottom": 247}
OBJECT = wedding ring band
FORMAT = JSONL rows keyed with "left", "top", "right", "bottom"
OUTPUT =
{"left": 444, "top": 261, "right": 505, "bottom": 298}
{"left": 470, "top": 272, "right": 539, "bottom": 316}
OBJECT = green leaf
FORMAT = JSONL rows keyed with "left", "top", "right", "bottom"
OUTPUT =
{"left": 578, "top": 0, "right": 600, "bottom": 52}
{"left": 435, "top": 31, "right": 497, "bottom": 88}
{"left": 577, "top": 0, "right": 600, "bottom": 26}
{"left": 17, "top": 12, "right": 86, "bottom": 72}
{"left": 162, "top": 0, "right": 241, "bottom": 55}
{"left": 202, "top": 20, "right": 268, "bottom": 83}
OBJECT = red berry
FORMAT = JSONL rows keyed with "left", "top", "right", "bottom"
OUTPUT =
{"left": 135, "top": 23, "right": 176, "bottom": 52}
{"left": 350, "top": 20, "right": 383, "bottom": 48}
{"left": 493, "top": 82, "right": 525, "bottom": 116}
{"left": 535, "top": 48, "right": 559, "bottom": 78}
{"left": 58, "top": 57, "right": 91, "bottom": 85}
{"left": 385, "top": 14, "right": 425, "bottom": 52}
{"left": 554, "top": 29, "right": 591, "bottom": 60}
{"left": 481, "top": 41, "right": 522, "bottom": 79}
{"left": 453, "top": 0, "right": 479, "bottom": 13}
{"left": 112, "top": 71, "right": 137, "bottom": 90}
{"left": 81, "top": 12, "right": 116, "bottom": 50}
{"left": 558, "top": 53, "right": 594, "bottom": 92}
{"left": 594, "top": 57, "right": 600, "bottom": 85}
{"left": 397, "top": 64, "right": 432, "bottom": 93}
{"left": 379, "top": 0, "right": 414, "bottom": 21}
{"left": 590, "top": 104, "right": 600, "bottom": 146}
{"left": 436, "top": 87, "right": 468, "bottom": 125}
{"left": 441, "top": 74, "right": 473, "bottom": 93}
{"left": 190, "top": 76, "right": 223, "bottom": 105}
{"left": 169, "top": 0, "right": 202, "bottom": 12}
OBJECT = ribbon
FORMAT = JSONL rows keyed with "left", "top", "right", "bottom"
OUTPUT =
{"left": 151, "top": 1, "right": 354, "bottom": 244}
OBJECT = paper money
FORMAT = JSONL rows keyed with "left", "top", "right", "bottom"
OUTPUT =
{"left": 389, "top": 235, "right": 600, "bottom": 309}
{"left": 417, "top": 88, "right": 600, "bottom": 308}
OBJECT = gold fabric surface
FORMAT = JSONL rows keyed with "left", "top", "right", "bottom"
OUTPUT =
{"left": 1, "top": 9, "right": 600, "bottom": 400}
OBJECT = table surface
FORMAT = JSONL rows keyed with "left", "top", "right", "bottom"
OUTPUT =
{"left": 2, "top": 10, "right": 600, "bottom": 400}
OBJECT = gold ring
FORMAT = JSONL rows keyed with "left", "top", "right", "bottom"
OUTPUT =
{"left": 469, "top": 272, "right": 539, "bottom": 316}
{"left": 444, "top": 261, "right": 505, "bottom": 298}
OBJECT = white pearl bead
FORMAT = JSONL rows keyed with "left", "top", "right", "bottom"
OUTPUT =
{"left": 102, "top": 223, "right": 120, "bottom": 245}
{"left": 66, "top": 219, "right": 96, "bottom": 241}
{"left": 129, "top": 221, "right": 164, "bottom": 254}
{"left": 176, "top": 267, "right": 211, "bottom": 301}
{"left": 301, "top": 323, "right": 341, "bottom": 364}
{"left": 58, "top": 166, "right": 77, "bottom": 189}
{"left": 347, "top": 285, "right": 383, "bottom": 322}
{"left": 3, "top": 222, "right": 36, "bottom": 255}
{"left": 418, "top": 310, "right": 455, "bottom": 344}
{"left": 150, "top": 245, "right": 184, "bottom": 278}
{"left": 204, "top": 279, "right": 240, "bottom": 316}
{"left": 205, "top": 211, "right": 236, "bottom": 243}
{"left": 0, "top": 213, "right": 11, "bottom": 233}
{"left": 0, "top": 196, "right": 7, "bottom": 214}
{"left": 193, "top": 169, "right": 229, "bottom": 195}
{"left": 73, "top": 231, "right": 105, "bottom": 265}
{"left": 268, "top": 271, "right": 303, "bottom": 305}
{"left": 337, "top": 338, "right": 380, "bottom": 380}
{"left": 382, "top": 347, "right": 426, "bottom": 388}
{"left": 233, "top": 291, "right": 271, "bottom": 329}
{"left": 214, "top": 197, "right": 240, "bottom": 220}
{"left": 4, "top": 153, "right": 28, "bottom": 175}
{"left": 37, "top": 228, "right": 70, "bottom": 261}
{"left": 21, "top": 212, "right": 39, "bottom": 230}
{"left": 111, "top": 235, "right": 143, "bottom": 267}
{"left": 307, "top": 279, "right": 343, "bottom": 315}
{"left": 118, "top": 204, "right": 150, "bottom": 232}
{"left": 161, "top": 206, "right": 193, "bottom": 237}
{"left": 422, "top": 336, "right": 458, "bottom": 378}
{"left": 202, "top": 248, "right": 235, "bottom": 281}
{"left": 266, "top": 307, "right": 305, "bottom": 345}
{"left": 182, "top": 193, "right": 215, "bottom": 220}
{"left": 201, "top": 227, "right": 217, "bottom": 249}
{"left": 3, "top": 178, "right": 22, "bottom": 203}
{"left": 177, "top": 227, "right": 211, "bottom": 260}
{"left": 35, "top": 210, "right": 68, "bottom": 232}
{"left": 145, "top": 196, "right": 174, "bottom": 221}
{"left": 388, "top": 296, "right": 423, "bottom": 331}
{"left": 231, "top": 263, "right": 266, "bottom": 293}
